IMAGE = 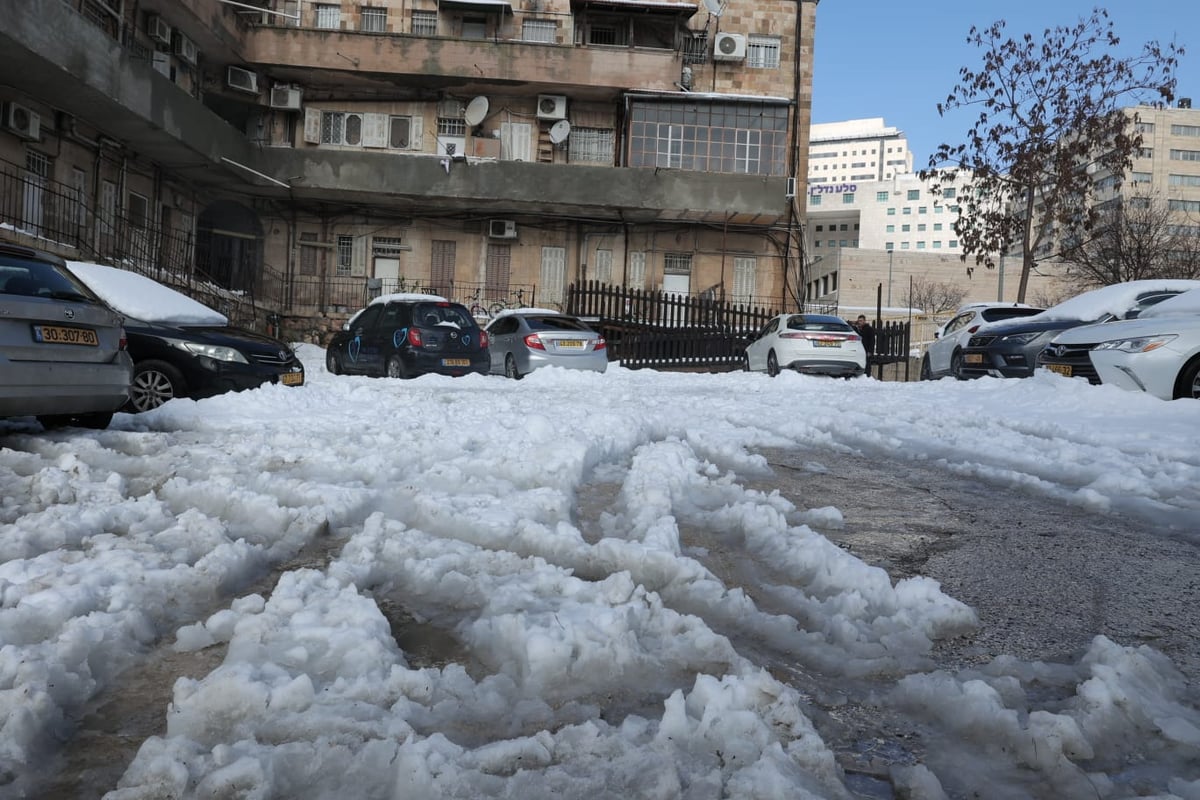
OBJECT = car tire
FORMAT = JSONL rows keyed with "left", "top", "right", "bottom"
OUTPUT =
{"left": 127, "top": 360, "right": 185, "bottom": 412}
{"left": 37, "top": 411, "right": 114, "bottom": 430}
{"left": 920, "top": 356, "right": 932, "bottom": 381}
{"left": 767, "top": 350, "right": 780, "bottom": 377}
{"left": 385, "top": 355, "right": 409, "bottom": 379}
{"left": 950, "top": 350, "right": 963, "bottom": 380}
{"left": 1175, "top": 357, "right": 1200, "bottom": 400}
{"left": 326, "top": 349, "right": 342, "bottom": 375}
{"left": 742, "top": 353, "right": 751, "bottom": 372}
{"left": 504, "top": 354, "right": 522, "bottom": 380}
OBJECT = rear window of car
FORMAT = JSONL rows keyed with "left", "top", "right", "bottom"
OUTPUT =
{"left": 526, "top": 316, "right": 590, "bottom": 332}
{"left": 1, "top": 256, "right": 101, "bottom": 302}
{"left": 414, "top": 303, "right": 476, "bottom": 329}
{"left": 981, "top": 307, "right": 1044, "bottom": 323}
{"left": 786, "top": 315, "right": 851, "bottom": 332}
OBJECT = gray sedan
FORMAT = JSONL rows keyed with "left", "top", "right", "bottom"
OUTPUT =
{"left": 485, "top": 310, "right": 608, "bottom": 378}
{"left": 1, "top": 243, "right": 133, "bottom": 429}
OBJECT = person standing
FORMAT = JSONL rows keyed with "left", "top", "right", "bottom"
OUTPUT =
{"left": 852, "top": 315, "right": 876, "bottom": 356}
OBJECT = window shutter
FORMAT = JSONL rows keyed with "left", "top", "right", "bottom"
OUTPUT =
{"left": 303, "top": 108, "right": 322, "bottom": 143}
{"left": 733, "top": 257, "right": 756, "bottom": 304}
{"left": 627, "top": 251, "right": 646, "bottom": 290}
{"left": 408, "top": 116, "right": 423, "bottom": 151}
{"left": 351, "top": 235, "right": 367, "bottom": 276}
{"left": 540, "top": 246, "right": 566, "bottom": 303}
{"left": 593, "top": 249, "right": 613, "bottom": 284}
{"left": 363, "top": 113, "right": 388, "bottom": 148}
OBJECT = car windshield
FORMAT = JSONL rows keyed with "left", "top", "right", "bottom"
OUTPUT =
{"left": 981, "top": 307, "right": 1044, "bottom": 323}
{"left": 526, "top": 316, "right": 590, "bottom": 332}
{"left": 416, "top": 303, "right": 473, "bottom": 329}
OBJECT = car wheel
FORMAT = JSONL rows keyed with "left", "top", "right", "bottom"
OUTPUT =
{"left": 36, "top": 411, "right": 113, "bottom": 430}
{"left": 950, "top": 350, "right": 963, "bottom": 380}
{"left": 326, "top": 349, "right": 342, "bottom": 375}
{"left": 386, "top": 355, "right": 410, "bottom": 379}
{"left": 126, "top": 360, "right": 185, "bottom": 412}
{"left": 504, "top": 354, "right": 522, "bottom": 380}
{"left": 742, "top": 353, "right": 751, "bottom": 372}
{"left": 1175, "top": 357, "right": 1200, "bottom": 400}
{"left": 920, "top": 356, "right": 932, "bottom": 381}
{"left": 767, "top": 350, "right": 780, "bottom": 377}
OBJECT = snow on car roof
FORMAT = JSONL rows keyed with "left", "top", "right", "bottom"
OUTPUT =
{"left": 495, "top": 307, "right": 566, "bottom": 317}
{"left": 1033, "top": 279, "right": 1200, "bottom": 322}
{"left": 66, "top": 261, "right": 228, "bottom": 326}
{"left": 367, "top": 292, "right": 450, "bottom": 306}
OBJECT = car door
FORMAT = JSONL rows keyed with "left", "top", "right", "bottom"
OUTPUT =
{"left": 929, "top": 311, "right": 973, "bottom": 375}
{"left": 363, "top": 302, "right": 406, "bottom": 375}
{"left": 339, "top": 304, "right": 384, "bottom": 375}
{"left": 746, "top": 318, "right": 779, "bottom": 371}
{"left": 486, "top": 315, "right": 519, "bottom": 372}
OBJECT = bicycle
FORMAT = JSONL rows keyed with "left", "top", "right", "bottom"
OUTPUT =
{"left": 487, "top": 288, "right": 527, "bottom": 317}
{"left": 465, "top": 286, "right": 489, "bottom": 319}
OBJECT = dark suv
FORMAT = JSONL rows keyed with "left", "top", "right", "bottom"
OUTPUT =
{"left": 326, "top": 296, "right": 489, "bottom": 378}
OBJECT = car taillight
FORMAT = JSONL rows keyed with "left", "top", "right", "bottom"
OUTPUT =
{"left": 479, "top": 330, "right": 489, "bottom": 348}
{"left": 968, "top": 325, "right": 980, "bottom": 333}
{"left": 119, "top": 330, "right": 128, "bottom": 350}
{"left": 407, "top": 328, "right": 423, "bottom": 346}
{"left": 524, "top": 333, "right": 545, "bottom": 350}
{"left": 595, "top": 337, "right": 606, "bottom": 351}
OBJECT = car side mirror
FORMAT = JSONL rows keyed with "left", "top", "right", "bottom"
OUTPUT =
{"left": 934, "top": 330, "right": 940, "bottom": 339}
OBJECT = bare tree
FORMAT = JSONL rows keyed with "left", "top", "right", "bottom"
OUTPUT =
{"left": 903, "top": 277, "right": 968, "bottom": 314}
{"left": 921, "top": 8, "right": 1182, "bottom": 302}
{"left": 1059, "top": 197, "right": 1200, "bottom": 287}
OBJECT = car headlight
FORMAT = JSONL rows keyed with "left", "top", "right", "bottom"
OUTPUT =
{"left": 1001, "top": 330, "right": 1047, "bottom": 345}
{"left": 1093, "top": 334, "right": 1177, "bottom": 353}
{"left": 180, "top": 341, "right": 250, "bottom": 363}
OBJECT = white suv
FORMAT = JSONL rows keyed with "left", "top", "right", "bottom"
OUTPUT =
{"left": 922, "top": 302, "right": 1044, "bottom": 380}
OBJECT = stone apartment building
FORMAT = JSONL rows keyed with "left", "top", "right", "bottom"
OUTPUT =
{"left": 0, "top": 0, "right": 818, "bottom": 337}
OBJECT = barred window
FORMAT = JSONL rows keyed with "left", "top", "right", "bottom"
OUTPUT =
{"left": 361, "top": 6, "right": 387, "bottom": 32}
{"left": 315, "top": 4, "right": 340, "bottom": 28}
{"left": 411, "top": 10, "right": 437, "bottom": 35}
{"left": 373, "top": 236, "right": 404, "bottom": 256}
{"left": 569, "top": 127, "right": 614, "bottom": 164}
{"left": 336, "top": 235, "right": 354, "bottom": 277}
{"left": 438, "top": 118, "right": 467, "bottom": 137}
{"left": 664, "top": 253, "right": 692, "bottom": 275}
{"left": 746, "top": 35, "right": 780, "bottom": 69}
{"left": 522, "top": 19, "right": 555, "bottom": 42}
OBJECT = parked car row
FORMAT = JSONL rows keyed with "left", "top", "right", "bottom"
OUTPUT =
{"left": 1, "top": 244, "right": 304, "bottom": 430}
{"left": 921, "top": 280, "right": 1200, "bottom": 401}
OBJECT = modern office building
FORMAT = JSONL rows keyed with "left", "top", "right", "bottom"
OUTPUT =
{"left": 0, "top": 0, "right": 817, "bottom": 338}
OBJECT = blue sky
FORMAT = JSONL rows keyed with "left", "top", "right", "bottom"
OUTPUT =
{"left": 811, "top": 1, "right": 1200, "bottom": 167}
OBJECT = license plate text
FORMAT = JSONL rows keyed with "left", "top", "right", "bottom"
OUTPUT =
{"left": 34, "top": 325, "right": 99, "bottom": 346}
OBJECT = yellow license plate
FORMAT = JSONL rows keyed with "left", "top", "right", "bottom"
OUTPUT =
{"left": 964, "top": 353, "right": 984, "bottom": 364}
{"left": 1044, "top": 363, "right": 1072, "bottom": 377}
{"left": 34, "top": 325, "right": 98, "bottom": 346}
{"left": 443, "top": 358, "right": 470, "bottom": 367}
{"left": 557, "top": 340, "right": 585, "bottom": 348}
{"left": 280, "top": 371, "right": 304, "bottom": 386}
{"left": 813, "top": 340, "right": 841, "bottom": 348}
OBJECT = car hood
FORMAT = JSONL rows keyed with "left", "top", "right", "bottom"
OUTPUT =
{"left": 128, "top": 320, "right": 295, "bottom": 355}
{"left": 975, "top": 317, "right": 1093, "bottom": 337}
{"left": 1051, "top": 314, "right": 1200, "bottom": 345}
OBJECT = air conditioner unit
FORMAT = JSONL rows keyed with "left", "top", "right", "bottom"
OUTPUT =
{"left": 4, "top": 102, "right": 41, "bottom": 141}
{"left": 713, "top": 32, "right": 746, "bottom": 61}
{"left": 148, "top": 15, "right": 172, "bottom": 46}
{"left": 226, "top": 66, "right": 259, "bottom": 95}
{"left": 174, "top": 34, "right": 198, "bottom": 66}
{"left": 536, "top": 94, "right": 567, "bottom": 121}
{"left": 269, "top": 85, "right": 303, "bottom": 111}
{"left": 489, "top": 219, "right": 518, "bottom": 239}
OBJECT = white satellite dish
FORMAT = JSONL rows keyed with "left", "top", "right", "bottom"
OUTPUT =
{"left": 549, "top": 119, "right": 571, "bottom": 144}
{"left": 464, "top": 96, "right": 489, "bottom": 127}
{"left": 702, "top": 0, "right": 723, "bottom": 16}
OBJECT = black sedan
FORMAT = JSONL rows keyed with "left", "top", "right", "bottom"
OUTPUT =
{"left": 326, "top": 295, "right": 489, "bottom": 378}
{"left": 66, "top": 262, "right": 304, "bottom": 412}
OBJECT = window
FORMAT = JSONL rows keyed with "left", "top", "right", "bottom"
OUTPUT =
{"left": 664, "top": 252, "right": 692, "bottom": 275}
{"left": 361, "top": 6, "right": 386, "bottom": 32}
{"left": 373, "top": 236, "right": 404, "bottom": 257}
{"left": 321, "top": 112, "right": 364, "bottom": 146}
{"left": 886, "top": 207, "right": 895, "bottom": 216}
{"left": 1136, "top": 121, "right": 1155, "bottom": 134}
{"left": 1131, "top": 171, "right": 1153, "bottom": 184}
{"left": 430, "top": 240, "right": 456, "bottom": 293}
{"left": 628, "top": 251, "right": 646, "bottom": 290}
{"left": 933, "top": 241, "right": 942, "bottom": 249}
{"left": 522, "top": 18, "right": 555, "bottom": 42}
{"left": 627, "top": 99, "right": 788, "bottom": 176}
{"left": 336, "top": 234, "right": 354, "bottom": 277}
{"left": 746, "top": 35, "right": 781, "bottom": 67}
{"left": 941, "top": 187, "right": 956, "bottom": 199}
{"left": 949, "top": 240, "right": 958, "bottom": 248}
{"left": 810, "top": 195, "right": 821, "bottom": 206}
{"left": 901, "top": 224, "right": 911, "bottom": 232}
{"left": 884, "top": 241, "right": 894, "bottom": 250}
{"left": 900, "top": 242, "right": 910, "bottom": 249}
{"left": 127, "top": 192, "right": 149, "bottom": 228}
{"left": 902, "top": 207, "right": 911, "bottom": 215}
{"left": 876, "top": 191, "right": 888, "bottom": 201}
{"left": 389, "top": 115, "right": 421, "bottom": 149}
{"left": 918, "top": 206, "right": 927, "bottom": 214}
{"left": 299, "top": 232, "right": 320, "bottom": 276}
{"left": 917, "top": 223, "right": 926, "bottom": 231}
{"left": 885, "top": 224, "right": 895, "bottom": 233}
{"left": 411, "top": 10, "right": 437, "bottom": 34}
{"left": 1168, "top": 173, "right": 1200, "bottom": 187}
{"left": 540, "top": 246, "right": 567, "bottom": 303}
{"left": 933, "top": 223, "right": 943, "bottom": 231}
{"left": 916, "top": 241, "right": 926, "bottom": 249}
{"left": 569, "top": 127, "right": 614, "bottom": 164}
{"left": 907, "top": 189, "right": 920, "bottom": 200}
{"left": 315, "top": 4, "right": 341, "bottom": 28}
{"left": 1170, "top": 149, "right": 1200, "bottom": 162}
{"left": 462, "top": 15, "right": 486, "bottom": 39}
{"left": 1171, "top": 124, "right": 1200, "bottom": 137}
{"left": 1137, "top": 147, "right": 1153, "bottom": 159}
{"left": 438, "top": 117, "right": 467, "bottom": 137}
{"left": 733, "top": 257, "right": 756, "bottom": 304}
{"left": 1169, "top": 199, "right": 1200, "bottom": 213}
{"left": 842, "top": 192, "right": 855, "bottom": 204}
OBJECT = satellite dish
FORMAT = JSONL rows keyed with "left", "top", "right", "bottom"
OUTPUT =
{"left": 549, "top": 119, "right": 571, "bottom": 145}
{"left": 702, "top": 0, "right": 723, "bottom": 16}
{"left": 464, "top": 96, "right": 489, "bottom": 127}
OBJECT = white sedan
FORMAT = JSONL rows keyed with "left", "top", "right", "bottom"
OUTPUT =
{"left": 1042, "top": 289, "right": 1200, "bottom": 400}
{"left": 743, "top": 313, "right": 866, "bottom": 377}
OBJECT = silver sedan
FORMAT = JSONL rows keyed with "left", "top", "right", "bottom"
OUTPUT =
{"left": 485, "top": 310, "right": 608, "bottom": 379}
